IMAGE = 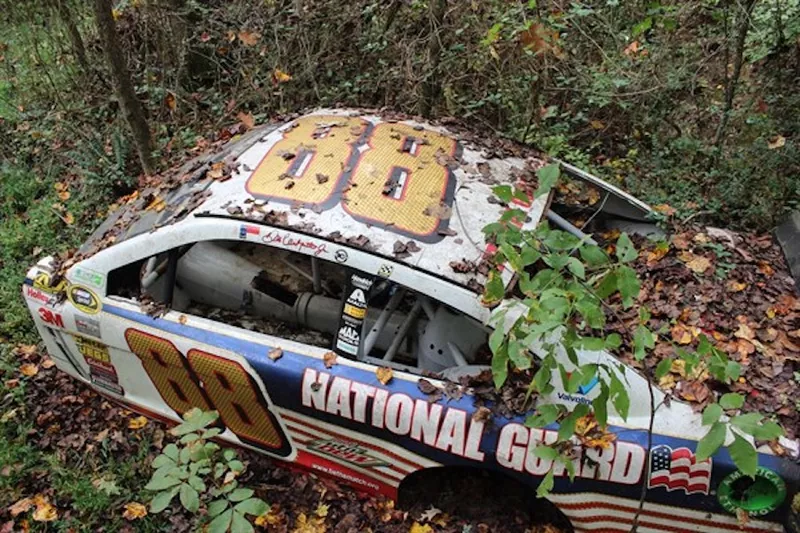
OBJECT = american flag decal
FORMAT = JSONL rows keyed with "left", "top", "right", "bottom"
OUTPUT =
{"left": 648, "top": 445, "right": 712, "bottom": 495}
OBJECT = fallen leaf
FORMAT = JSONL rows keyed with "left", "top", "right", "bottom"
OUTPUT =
{"left": 237, "top": 112, "right": 255, "bottom": 130}
{"left": 726, "top": 280, "right": 747, "bottom": 292}
{"left": 323, "top": 352, "right": 337, "bottom": 368}
{"left": 273, "top": 68, "right": 292, "bottom": 84}
{"left": 31, "top": 498, "right": 56, "bottom": 522}
{"left": 589, "top": 120, "right": 605, "bottom": 130}
{"left": 767, "top": 135, "right": 786, "bottom": 150}
{"left": 419, "top": 506, "right": 442, "bottom": 522}
{"left": 409, "top": 523, "right": 434, "bottom": 533}
{"left": 376, "top": 367, "right": 393, "bottom": 385}
{"left": 238, "top": 30, "right": 261, "bottom": 47}
{"left": 57, "top": 190, "right": 70, "bottom": 201}
{"left": 128, "top": 416, "right": 148, "bottom": 430}
{"left": 9, "top": 498, "right": 33, "bottom": 517}
{"left": 758, "top": 262, "right": 774, "bottom": 277}
{"left": 40, "top": 358, "right": 55, "bottom": 369}
{"left": 64, "top": 212, "right": 74, "bottom": 225}
{"left": 678, "top": 252, "right": 711, "bottom": 274}
{"left": 269, "top": 347, "right": 283, "bottom": 361}
{"left": 670, "top": 323, "right": 693, "bottom": 345}
{"left": 122, "top": 502, "right": 147, "bottom": 521}
{"left": 19, "top": 364, "right": 38, "bottom": 377}
{"left": 178, "top": 315, "right": 187, "bottom": 325}
{"left": 164, "top": 92, "right": 176, "bottom": 111}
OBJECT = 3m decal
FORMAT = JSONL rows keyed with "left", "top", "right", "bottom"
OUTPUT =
{"left": 647, "top": 445, "right": 711, "bottom": 495}
{"left": 38, "top": 308, "right": 64, "bottom": 328}
{"left": 496, "top": 423, "right": 645, "bottom": 484}
{"left": 187, "top": 349, "right": 287, "bottom": 451}
{"left": 343, "top": 123, "right": 457, "bottom": 238}
{"left": 302, "top": 369, "right": 485, "bottom": 461}
{"left": 124, "top": 329, "right": 292, "bottom": 458}
{"left": 308, "top": 438, "right": 389, "bottom": 468}
{"left": 72, "top": 266, "right": 105, "bottom": 289}
{"left": 26, "top": 285, "right": 53, "bottom": 305}
{"left": 247, "top": 116, "right": 368, "bottom": 209}
{"left": 74, "top": 335, "right": 123, "bottom": 395}
{"left": 246, "top": 116, "right": 461, "bottom": 243}
{"left": 717, "top": 467, "right": 786, "bottom": 517}
{"left": 67, "top": 285, "right": 101, "bottom": 314}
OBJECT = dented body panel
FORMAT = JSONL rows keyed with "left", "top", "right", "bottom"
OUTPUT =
{"left": 22, "top": 110, "right": 800, "bottom": 533}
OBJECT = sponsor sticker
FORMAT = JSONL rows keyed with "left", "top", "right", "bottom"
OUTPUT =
{"left": 32, "top": 271, "right": 67, "bottom": 294}
{"left": 74, "top": 335, "right": 123, "bottom": 395}
{"left": 75, "top": 316, "right": 102, "bottom": 338}
{"left": 717, "top": 467, "right": 786, "bottom": 516}
{"left": 38, "top": 308, "right": 65, "bottom": 328}
{"left": 308, "top": 438, "right": 389, "bottom": 468}
{"left": 72, "top": 266, "right": 105, "bottom": 289}
{"left": 377, "top": 264, "right": 393, "bottom": 278}
{"left": 25, "top": 285, "right": 53, "bottom": 305}
{"left": 335, "top": 271, "right": 374, "bottom": 357}
{"left": 67, "top": 285, "right": 101, "bottom": 314}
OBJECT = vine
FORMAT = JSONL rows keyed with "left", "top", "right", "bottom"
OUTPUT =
{"left": 482, "top": 164, "right": 784, "bottom": 499}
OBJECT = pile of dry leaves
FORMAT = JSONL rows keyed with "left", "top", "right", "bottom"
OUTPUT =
{"left": 605, "top": 221, "right": 799, "bottom": 439}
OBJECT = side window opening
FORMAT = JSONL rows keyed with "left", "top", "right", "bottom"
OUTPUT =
{"left": 107, "top": 239, "right": 491, "bottom": 376}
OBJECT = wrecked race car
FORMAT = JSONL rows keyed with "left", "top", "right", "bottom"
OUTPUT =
{"left": 22, "top": 110, "right": 800, "bottom": 532}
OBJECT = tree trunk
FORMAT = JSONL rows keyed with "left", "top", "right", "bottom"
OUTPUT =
{"left": 93, "top": 0, "right": 154, "bottom": 175}
{"left": 419, "top": 0, "right": 447, "bottom": 118}
{"left": 713, "top": 0, "right": 758, "bottom": 149}
{"left": 55, "top": 0, "right": 90, "bottom": 75}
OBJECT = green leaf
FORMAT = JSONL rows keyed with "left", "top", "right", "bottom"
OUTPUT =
{"left": 616, "top": 265, "right": 640, "bottom": 308}
{"left": 566, "top": 257, "right": 585, "bottom": 279}
{"left": 753, "top": 421, "right": 783, "bottom": 441}
{"left": 592, "top": 383, "right": 609, "bottom": 428}
{"left": 728, "top": 432, "right": 757, "bottom": 477}
{"left": 536, "top": 469, "right": 555, "bottom": 498}
{"left": 609, "top": 373, "right": 629, "bottom": 420}
{"left": 235, "top": 498, "right": 269, "bottom": 517}
{"left": 499, "top": 243, "right": 523, "bottom": 272}
{"left": 508, "top": 341, "right": 531, "bottom": 370}
{"left": 655, "top": 358, "right": 673, "bottom": 380}
{"left": 152, "top": 454, "right": 176, "bottom": 469}
{"left": 702, "top": 404, "right": 723, "bottom": 426}
{"left": 535, "top": 164, "right": 560, "bottom": 198}
{"left": 492, "top": 343, "right": 509, "bottom": 389}
{"left": 231, "top": 510, "right": 255, "bottom": 533}
{"left": 208, "top": 499, "right": 230, "bottom": 518}
{"left": 150, "top": 486, "right": 180, "bottom": 513}
{"left": 492, "top": 185, "right": 513, "bottom": 203}
{"left": 719, "top": 393, "right": 744, "bottom": 410}
{"left": 615, "top": 233, "right": 638, "bottom": 263}
{"left": 208, "top": 509, "right": 233, "bottom": 533}
{"left": 180, "top": 483, "right": 200, "bottom": 513}
{"left": 595, "top": 271, "right": 617, "bottom": 299}
{"left": 229, "top": 488, "right": 254, "bottom": 502}
{"left": 228, "top": 460, "right": 245, "bottom": 473}
{"left": 696, "top": 422, "right": 726, "bottom": 461}
{"left": 557, "top": 404, "right": 589, "bottom": 441}
{"left": 632, "top": 325, "right": 654, "bottom": 360}
{"left": 605, "top": 333, "right": 622, "bottom": 349}
{"left": 579, "top": 244, "right": 609, "bottom": 267}
{"left": 180, "top": 432, "right": 200, "bottom": 444}
{"left": 223, "top": 449, "right": 237, "bottom": 462}
{"left": 483, "top": 270, "right": 505, "bottom": 305}
{"left": 731, "top": 413, "right": 764, "bottom": 435}
{"left": 632, "top": 16, "right": 653, "bottom": 37}
{"left": 532, "top": 445, "right": 559, "bottom": 461}
{"left": 187, "top": 475, "right": 206, "bottom": 492}
{"left": 489, "top": 327, "right": 505, "bottom": 357}
{"left": 203, "top": 428, "right": 223, "bottom": 439}
{"left": 525, "top": 404, "right": 562, "bottom": 428}
{"left": 520, "top": 247, "right": 542, "bottom": 267}
{"left": 163, "top": 443, "right": 179, "bottom": 461}
{"left": 145, "top": 475, "right": 181, "bottom": 492}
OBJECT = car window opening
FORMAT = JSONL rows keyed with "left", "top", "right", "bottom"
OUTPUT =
{"left": 107, "top": 239, "right": 492, "bottom": 376}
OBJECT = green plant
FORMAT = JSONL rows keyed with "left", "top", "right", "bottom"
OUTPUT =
{"left": 483, "top": 164, "right": 784, "bottom": 498}
{"left": 145, "top": 409, "right": 269, "bottom": 533}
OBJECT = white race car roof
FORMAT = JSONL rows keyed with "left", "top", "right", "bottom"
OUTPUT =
{"left": 83, "top": 109, "right": 550, "bottom": 289}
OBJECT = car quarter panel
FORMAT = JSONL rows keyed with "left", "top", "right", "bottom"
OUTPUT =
{"left": 85, "top": 298, "right": 790, "bottom": 533}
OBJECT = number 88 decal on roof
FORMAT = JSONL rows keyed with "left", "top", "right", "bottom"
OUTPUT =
{"left": 245, "top": 116, "right": 460, "bottom": 243}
